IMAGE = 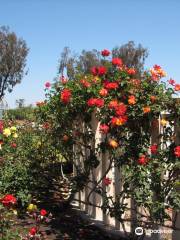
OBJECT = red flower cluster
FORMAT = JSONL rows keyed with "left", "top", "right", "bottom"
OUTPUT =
{"left": 150, "top": 144, "right": 158, "bottom": 154}
{"left": 104, "top": 81, "right": 119, "bottom": 90}
{"left": 60, "top": 89, "right": 72, "bottom": 104}
{"left": 91, "top": 66, "right": 107, "bottom": 76}
{"left": 101, "top": 49, "right": 110, "bottom": 57}
{"left": 0, "top": 194, "right": 17, "bottom": 207}
{"left": 87, "top": 98, "right": 104, "bottom": 108}
{"left": 99, "top": 124, "right": 109, "bottom": 134}
{"left": 112, "top": 58, "right": 123, "bottom": 66}
{"left": 103, "top": 177, "right": 112, "bottom": 186}
{"left": 174, "top": 146, "right": 180, "bottom": 158}
{"left": 138, "top": 155, "right": 149, "bottom": 165}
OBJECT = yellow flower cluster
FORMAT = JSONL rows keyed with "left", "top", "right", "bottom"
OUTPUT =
{"left": 27, "top": 203, "right": 37, "bottom": 212}
{"left": 3, "top": 126, "right": 18, "bottom": 138}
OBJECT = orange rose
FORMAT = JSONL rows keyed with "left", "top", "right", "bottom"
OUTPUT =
{"left": 143, "top": 106, "right": 151, "bottom": 113}
{"left": 174, "top": 84, "right": 180, "bottom": 91}
{"left": 99, "top": 88, "right": 108, "bottom": 97}
{"left": 150, "top": 96, "right": 156, "bottom": 102}
{"left": 109, "top": 139, "right": 118, "bottom": 148}
{"left": 128, "top": 95, "right": 136, "bottom": 105}
{"left": 62, "top": 135, "right": 69, "bottom": 141}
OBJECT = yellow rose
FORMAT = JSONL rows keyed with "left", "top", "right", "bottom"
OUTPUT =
{"left": 10, "top": 126, "right": 17, "bottom": 132}
{"left": 3, "top": 128, "right": 11, "bottom": 137}
{"left": 27, "top": 203, "right": 37, "bottom": 212}
{"left": 13, "top": 133, "right": 18, "bottom": 138}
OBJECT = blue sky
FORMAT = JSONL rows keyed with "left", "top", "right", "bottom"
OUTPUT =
{"left": 0, "top": 0, "right": 180, "bottom": 108}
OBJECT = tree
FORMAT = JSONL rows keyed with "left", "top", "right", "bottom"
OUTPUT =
{"left": 0, "top": 26, "right": 28, "bottom": 99}
{"left": 112, "top": 41, "right": 148, "bottom": 73}
{"left": 58, "top": 48, "right": 101, "bottom": 79}
{"left": 15, "top": 98, "right": 25, "bottom": 108}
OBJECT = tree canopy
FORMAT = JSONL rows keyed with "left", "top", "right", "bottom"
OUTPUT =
{"left": 0, "top": 26, "right": 28, "bottom": 99}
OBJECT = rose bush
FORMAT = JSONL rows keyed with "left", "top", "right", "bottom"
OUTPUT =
{"left": 37, "top": 49, "right": 180, "bottom": 236}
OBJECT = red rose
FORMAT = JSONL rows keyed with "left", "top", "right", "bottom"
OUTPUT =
{"left": 0, "top": 194, "right": 17, "bottom": 207}
{"left": 91, "top": 67, "right": 98, "bottom": 76}
{"left": 87, "top": 98, "right": 97, "bottom": 107}
{"left": 112, "top": 58, "right": 123, "bottom": 66}
{"left": 95, "top": 99, "right": 104, "bottom": 108}
{"left": 127, "top": 68, "right": 136, "bottom": 75}
{"left": 40, "top": 209, "right": 47, "bottom": 216}
{"left": 101, "top": 49, "right": 110, "bottom": 57}
{"left": 168, "top": 78, "right": 175, "bottom": 86}
{"left": 115, "top": 103, "right": 127, "bottom": 116}
{"left": 150, "top": 144, "right": 158, "bottom": 154}
{"left": 99, "top": 124, "right": 109, "bottom": 134}
{"left": 153, "top": 64, "right": 161, "bottom": 71}
{"left": 108, "top": 100, "right": 119, "bottom": 109}
{"left": 91, "top": 66, "right": 107, "bottom": 76}
{"left": 29, "top": 227, "right": 37, "bottom": 236}
{"left": 45, "top": 82, "right": 51, "bottom": 88}
{"left": 104, "top": 81, "right": 119, "bottom": 90}
{"left": 43, "top": 122, "right": 50, "bottom": 129}
{"left": 98, "top": 66, "right": 107, "bottom": 76}
{"left": 174, "top": 146, "right": 180, "bottom": 158}
{"left": 60, "top": 76, "right": 68, "bottom": 84}
{"left": 103, "top": 177, "right": 112, "bottom": 186}
{"left": 60, "top": 89, "right": 72, "bottom": 104}
{"left": 138, "top": 155, "right": 148, "bottom": 165}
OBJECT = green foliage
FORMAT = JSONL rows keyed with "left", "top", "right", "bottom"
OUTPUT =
{"left": 6, "top": 106, "right": 35, "bottom": 121}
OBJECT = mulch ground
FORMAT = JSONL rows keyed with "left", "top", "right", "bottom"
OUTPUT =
{"left": 16, "top": 205, "right": 124, "bottom": 240}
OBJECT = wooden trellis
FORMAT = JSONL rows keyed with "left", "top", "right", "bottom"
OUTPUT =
{"left": 73, "top": 112, "right": 180, "bottom": 240}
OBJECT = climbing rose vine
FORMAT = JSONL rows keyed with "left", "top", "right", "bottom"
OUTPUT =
{"left": 36, "top": 49, "right": 180, "bottom": 236}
